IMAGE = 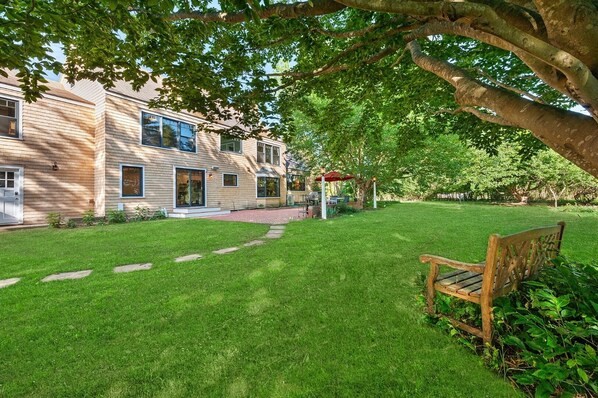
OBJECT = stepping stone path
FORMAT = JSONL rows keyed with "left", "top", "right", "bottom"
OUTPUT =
{"left": 175, "top": 254, "right": 203, "bottom": 263}
{"left": 3, "top": 223, "right": 290, "bottom": 292}
{"left": 113, "top": 263, "right": 152, "bottom": 273}
{"left": 0, "top": 278, "right": 21, "bottom": 289}
{"left": 42, "top": 270, "right": 92, "bottom": 282}
{"left": 213, "top": 247, "right": 239, "bottom": 255}
{"left": 244, "top": 240, "right": 265, "bottom": 247}
{"left": 265, "top": 225, "right": 285, "bottom": 239}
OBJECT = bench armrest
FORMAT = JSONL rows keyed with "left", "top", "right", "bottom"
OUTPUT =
{"left": 420, "top": 254, "right": 485, "bottom": 273}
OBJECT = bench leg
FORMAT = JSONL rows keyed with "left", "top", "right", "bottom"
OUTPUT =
{"left": 481, "top": 298, "right": 493, "bottom": 345}
{"left": 426, "top": 263, "right": 439, "bottom": 315}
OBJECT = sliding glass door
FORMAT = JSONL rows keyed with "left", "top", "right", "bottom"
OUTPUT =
{"left": 175, "top": 168, "right": 205, "bottom": 207}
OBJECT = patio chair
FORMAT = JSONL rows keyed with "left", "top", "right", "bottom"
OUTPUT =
{"left": 298, "top": 202, "right": 309, "bottom": 218}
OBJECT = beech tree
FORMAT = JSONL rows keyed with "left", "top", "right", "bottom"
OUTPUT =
{"left": 2, "top": 1, "right": 598, "bottom": 176}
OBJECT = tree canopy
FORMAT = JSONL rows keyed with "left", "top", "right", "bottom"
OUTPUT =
{"left": 2, "top": 0, "right": 598, "bottom": 176}
{"left": 284, "top": 92, "right": 415, "bottom": 202}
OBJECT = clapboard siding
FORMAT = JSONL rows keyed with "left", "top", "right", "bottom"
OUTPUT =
{"left": 0, "top": 88, "right": 95, "bottom": 224}
{"left": 102, "top": 94, "right": 287, "bottom": 214}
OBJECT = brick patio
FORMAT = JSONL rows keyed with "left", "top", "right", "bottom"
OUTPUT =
{"left": 206, "top": 207, "right": 308, "bottom": 224}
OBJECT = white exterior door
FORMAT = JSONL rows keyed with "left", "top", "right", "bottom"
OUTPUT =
{"left": 0, "top": 167, "right": 23, "bottom": 225}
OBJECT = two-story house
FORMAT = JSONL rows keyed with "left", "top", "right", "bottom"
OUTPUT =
{"left": 0, "top": 70, "right": 291, "bottom": 226}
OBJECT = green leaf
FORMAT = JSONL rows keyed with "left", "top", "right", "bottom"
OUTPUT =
{"left": 577, "top": 367, "right": 589, "bottom": 383}
{"left": 534, "top": 381, "right": 554, "bottom": 398}
{"left": 503, "top": 335, "right": 526, "bottom": 350}
{"left": 586, "top": 344, "right": 596, "bottom": 358}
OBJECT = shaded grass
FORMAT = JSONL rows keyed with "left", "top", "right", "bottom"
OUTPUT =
{"left": 0, "top": 203, "right": 596, "bottom": 397}
{"left": 0, "top": 218, "right": 269, "bottom": 279}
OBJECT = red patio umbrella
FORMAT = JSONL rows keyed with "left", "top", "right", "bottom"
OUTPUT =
{"left": 319, "top": 171, "right": 354, "bottom": 182}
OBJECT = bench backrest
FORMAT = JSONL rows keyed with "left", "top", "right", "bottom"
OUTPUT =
{"left": 482, "top": 222, "right": 565, "bottom": 298}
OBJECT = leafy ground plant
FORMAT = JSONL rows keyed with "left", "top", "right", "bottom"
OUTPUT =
{"left": 107, "top": 209, "right": 127, "bottom": 224}
{"left": 493, "top": 257, "right": 598, "bottom": 397}
{"left": 82, "top": 209, "right": 95, "bottom": 226}
{"left": 45, "top": 212, "right": 63, "bottom": 228}
{"left": 427, "top": 257, "right": 598, "bottom": 397}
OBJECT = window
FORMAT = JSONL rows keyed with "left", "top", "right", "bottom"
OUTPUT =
{"left": 257, "top": 177, "right": 280, "bottom": 198}
{"left": 287, "top": 175, "right": 306, "bottom": 191}
{"left": 0, "top": 97, "right": 19, "bottom": 138}
{"left": 223, "top": 173, "right": 238, "bottom": 187}
{"left": 121, "top": 165, "right": 144, "bottom": 197}
{"left": 257, "top": 142, "right": 280, "bottom": 165}
{"left": 141, "top": 112, "right": 196, "bottom": 152}
{"left": 220, "top": 134, "right": 242, "bottom": 153}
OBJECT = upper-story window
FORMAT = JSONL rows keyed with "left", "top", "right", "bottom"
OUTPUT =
{"left": 0, "top": 97, "right": 19, "bottom": 139}
{"left": 141, "top": 112, "right": 196, "bottom": 152}
{"left": 220, "top": 134, "right": 242, "bottom": 154}
{"left": 257, "top": 142, "right": 280, "bottom": 165}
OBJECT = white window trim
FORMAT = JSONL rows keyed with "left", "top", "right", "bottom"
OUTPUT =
{"left": 256, "top": 175, "right": 281, "bottom": 199}
{"left": 222, "top": 173, "right": 239, "bottom": 187}
{"left": 139, "top": 110, "right": 198, "bottom": 153}
{"left": 119, "top": 164, "right": 145, "bottom": 199}
{"left": 172, "top": 166, "right": 208, "bottom": 209}
{"left": 219, "top": 135, "right": 243, "bottom": 155}
{"left": 0, "top": 95, "right": 23, "bottom": 141}
{"left": 257, "top": 141, "right": 281, "bottom": 166}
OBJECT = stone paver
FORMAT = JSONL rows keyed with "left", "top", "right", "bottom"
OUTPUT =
{"left": 42, "top": 270, "right": 92, "bottom": 282}
{"left": 0, "top": 277, "right": 21, "bottom": 289}
{"left": 113, "top": 263, "right": 152, "bottom": 273}
{"left": 270, "top": 225, "right": 286, "bottom": 230}
{"left": 265, "top": 231, "right": 284, "bottom": 239}
{"left": 175, "top": 254, "right": 203, "bottom": 263}
{"left": 244, "top": 240, "right": 265, "bottom": 247}
{"left": 213, "top": 247, "right": 239, "bottom": 254}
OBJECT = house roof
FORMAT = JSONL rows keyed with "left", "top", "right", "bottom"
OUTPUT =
{"left": 106, "top": 77, "right": 243, "bottom": 128}
{"left": 0, "top": 70, "right": 94, "bottom": 105}
{"left": 108, "top": 77, "right": 164, "bottom": 105}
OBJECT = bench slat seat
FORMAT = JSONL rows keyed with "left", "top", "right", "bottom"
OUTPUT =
{"left": 420, "top": 222, "right": 565, "bottom": 344}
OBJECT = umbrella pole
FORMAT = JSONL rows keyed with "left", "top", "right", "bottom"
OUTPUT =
{"left": 321, "top": 175, "right": 327, "bottom": 220}
{"left": 373, "top": 180, "right": 377, "bottom": 209}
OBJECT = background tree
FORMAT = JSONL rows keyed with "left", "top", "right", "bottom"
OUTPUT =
{"left": 464, "top": 143, "right": 536, "bottom": 202}
{"left": 285, "top": 93, "right": 412, "bottom": 204}
{"left": 3, "top": 1, "right": 598, "bottom": 176}
{"left": 530, "top": 150, "right": 598, "bottom": 207}
{"left": 396, "top": 134, "right": 470, "bottom": 200}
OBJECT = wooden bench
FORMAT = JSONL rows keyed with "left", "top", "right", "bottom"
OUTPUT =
{"left": 420, "top": 222, "right": 565, "bottom": 344}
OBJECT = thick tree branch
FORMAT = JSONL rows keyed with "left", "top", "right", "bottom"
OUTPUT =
{"left": 473, "top": 67, "right": 545, "bottom": 103}
{"left": 533, "top": 0, "right": 598, "bottom": 74}
{"left": 269, "top": 45, "right": 398, "bottom": 80}
{"left": 436, "top": 106, "right": 518, "bottom": 127}
{"left": 311, "top": 19, "right": 397, "bottom": 39}
{"left": 334, "top": 0, "right": 545, "bottom": 38}
{"left": 404, "top": 21, "right": 571, "bottom": 99}
{"left": 167, "top": 0, "right": 345, "bottom": 22}
{"left": 336, "top": 0, "right": 598, "bottom": 118}
{"left": 408, "top": 40, "right": 598, "bottom": 177}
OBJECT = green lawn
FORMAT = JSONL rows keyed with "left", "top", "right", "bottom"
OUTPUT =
{"left": 1, "top": 203, "right": 596, "bottom": 397}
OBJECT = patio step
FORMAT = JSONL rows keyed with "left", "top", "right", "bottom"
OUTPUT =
{"left": 169, "top": 207, "right": 231, "bottom": 218}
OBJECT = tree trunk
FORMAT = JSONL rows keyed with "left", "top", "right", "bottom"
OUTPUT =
{"left": 548, "top": 187, "right": 559, "bottom": 208}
